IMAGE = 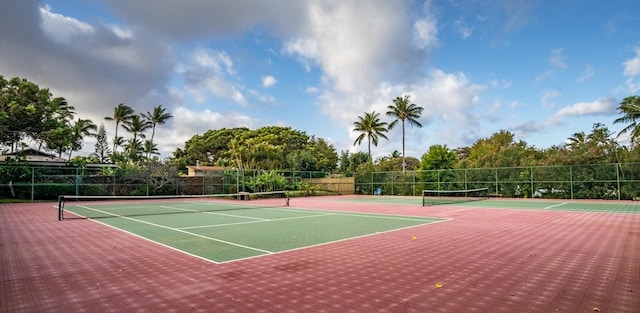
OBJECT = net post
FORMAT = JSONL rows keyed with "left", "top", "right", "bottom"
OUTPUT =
{"left": 57, "top": 195, "right": 64, "bottom": 221}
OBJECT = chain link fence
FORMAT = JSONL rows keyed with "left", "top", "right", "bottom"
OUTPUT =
{"left": 1, "top": 163, "right": 638, "bottom": 201}
{"left": 355, "top": 163, "right": 640, "bottom": 200}
{"left": 0, "top": 166, "right": 349, "bottom": 201}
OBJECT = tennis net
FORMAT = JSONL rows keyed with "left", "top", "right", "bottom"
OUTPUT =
{"left": 422, "top": 188, "right": 489, "bottom": 206}
{"left": 57, "top": 191, "right": 289, "bottom": 220}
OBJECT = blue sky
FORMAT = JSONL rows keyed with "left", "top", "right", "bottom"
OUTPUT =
{"left": 1, "top": 0, "right": 639, "bottom": 160}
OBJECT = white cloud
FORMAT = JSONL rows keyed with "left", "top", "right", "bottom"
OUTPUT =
{"left": 39, "top": 5, "right": 94, "bottom": 44}
{"left": 179, "top": 48, "right": 247, "bottom": 106}
{"left": 320, "top": 68, "right": 484, "bottom": 156}
{"left": 623, "top": 48, "right": 640, "bottom": 76}
{"left": 282, "top": 37, "right": 319, "bottom": 72}
{"left": 164, "top": 107, "right": 257, "bottom": 149}
{"left": 262, "top": 75, "right": 277, "bottom": 88}
{"left": 453, "top": 19, "right": 472, "bottom": 39}
{"left": 413, "top": 1, "right": 439, "bottom": 49}
{"left": 549, "top": 48, "right": 568, "bottom": 69}
{"left": 552, "top": 97, "right": 617, "bottom": 121}
{"left": 535, "top": 69, "right": 556, "bottom": 82}
{"left": 284, "top": 1, "right": 428, "bottom": 93}
{"left": 576, "top": 64, "right": 594, "bottom": 83}
{"left": 489, "top": 79, "right": 512, "bottom": 89}
{"left": 249, "top": 90, "right": 276, "bottom": 105}
{"left": 541, "top": 89, "right": 561, "bottom": 109}
{"left": 625, "top": 77, "right": 640, "bottom": 93}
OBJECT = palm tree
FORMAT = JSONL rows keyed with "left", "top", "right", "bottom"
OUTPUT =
{"left": 143, "top": 139, "right": 160, "bottom": 159}
{"left": 52, "top": 97, "right": 75, "bottom": 121}
{"left": 122, "top": 114, "right": 152, "bottom": 157}
{"left": 353, "top": 111, "right": 389, "bottom": 161}
{"left": 142, "top": 105, "right": 173, "bottom": 159}
{"left": 565, "top": 131, "right": 586, "bottom": 150}
{"left": 104, "top": 103, "right": 135, "bottom": 153}
{"left": 386, "top": 95, "right": 424, "bottom": 171}
{"left": 68, "top": 118, "right": 97, "bottom": 160}
{"left": 124, "top": 138, "right": 144, "bottom": 161}
{"left": 613, "top": 96, "right": 640, "bottom": 146}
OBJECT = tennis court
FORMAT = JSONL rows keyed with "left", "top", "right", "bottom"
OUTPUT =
{"left": 59, "top": 194, "right": 445, "bottom": 263}
{"left": 2, "top": 194, "right": 640, "bottom": 312}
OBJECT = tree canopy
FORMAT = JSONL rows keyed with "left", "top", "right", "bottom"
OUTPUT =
{"left": 172, "top": 126, "right": 338, "bottom": 172}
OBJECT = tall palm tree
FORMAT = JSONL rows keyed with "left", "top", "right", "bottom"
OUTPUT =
{"left": 353, "top": 111, "right": 389, "bottom": 161}
{"left": 122, "top": 114, "right": 152, "bottom": 157}
{"left": 104, "top": 103, "right": 135, "bottom": 153}
{"left": 386, "top": 95, "right": 424, "bottom": 171}
{"left": 142, "top": 105, "right": 173, "bottom": 159}
{"left": 613, "top": 95, "right": 640, "bottom": 146}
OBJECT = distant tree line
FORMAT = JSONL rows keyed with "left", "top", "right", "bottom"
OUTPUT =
{"left": 0, "top": 76, "right": 172, "bottom": 166}
{"left": 2, "top": 75, "right": 639, "bottom": 174}
{"left": 170, "top": 126, "right": 338, "bottom": 172}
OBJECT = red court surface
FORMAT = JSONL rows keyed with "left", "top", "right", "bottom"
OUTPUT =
{"left": 1, "top": 196, "right": 639, "bottom": 312}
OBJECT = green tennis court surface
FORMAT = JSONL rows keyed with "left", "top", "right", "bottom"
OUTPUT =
{"left": 337, "top": 196, "right": 640, "bottom": 214}
{"left": 65, "top": 201, "right": 445, "bottom": 263}
{"left": 457, "top": 199, "right": 640, "bottom": 213}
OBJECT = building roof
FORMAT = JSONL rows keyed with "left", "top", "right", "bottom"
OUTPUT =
{"left": 2, "top": 148, "right": 58, "bottom": 158}
{"left": 185, "top": 165, "right": 226, "bottom": 171}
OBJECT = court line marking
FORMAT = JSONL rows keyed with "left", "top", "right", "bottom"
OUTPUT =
{"left": 544, "top": 202, "right": 569, "bottom": 210}
{"left": 160, "top": 205, "right": 270, "bottom": 221}
{"left": 266, "top": 206, "right": 438, "bottom": 222}
{"left": 75, "top": 205, "right": 273, "bottom": 254}
{"left": 178, "top": 213, "right": 335, "bottom": 230}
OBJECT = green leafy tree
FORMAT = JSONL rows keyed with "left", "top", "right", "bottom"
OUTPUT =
{"left": 458, "top": 130, "right": 541, "bottom": 168}
{"left": 353, "top": 111, "right": 389, "bottom": 162}
{"left": 43, "top": 124, "right": 74, "bottom": 158}
{"left": 178, "top": 126, "right": 335, "bottom": 171}
{"left": 0, "top": 76, "right": 73, "bottom": 152}
{"left": 386, "top": 95, "right": 424, "bottom": 171}
{"left": 421, "top": 145, "right": 457, "bottom": 170}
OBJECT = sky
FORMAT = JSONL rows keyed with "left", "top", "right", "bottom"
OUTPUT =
{"left": 1, "top": 0, "right": 640, "bottom": 161}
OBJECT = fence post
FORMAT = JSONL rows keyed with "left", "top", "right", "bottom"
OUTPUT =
{"left": 530, "top": 167, "right": 534, "bottom": 196}
{"left": 570, "top": 165, "right": 574, "bottom": 199}
{"left": 31, "top": 167, "right": 35, "bottom": 202}
{"left": 75, "top": 167, "right": 79, "bottom": 196}
{"left": 412, "top": 172, "right": 416, "bottom": 196}
{"left": 616, "top": 163, "right": 621, "bottom": 200}
{"left": 495, "top": 168, "right": 499, "bottom": 194}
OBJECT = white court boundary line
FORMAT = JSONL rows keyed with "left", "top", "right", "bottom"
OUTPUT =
{"left": 178, "top": 212, "right": 336, "bottom": 230}
{"left": 544, "top": 202, "right": 568, "bottom": 210}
